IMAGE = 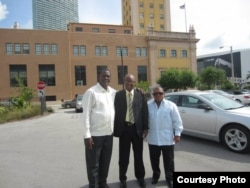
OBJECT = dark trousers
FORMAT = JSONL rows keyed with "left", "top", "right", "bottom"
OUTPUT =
{"left": 119, "top": 124, "right": 145, "bottom": 181}
{"left": 85, "top": 135, "right": 113, "bottom": 188}
{"left": 148, "top": 144, "right": 174, "bottom": 180}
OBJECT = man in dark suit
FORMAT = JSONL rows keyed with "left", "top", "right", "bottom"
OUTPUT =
{"left": 114, "top": 74, "right": 148, "bottom": 188}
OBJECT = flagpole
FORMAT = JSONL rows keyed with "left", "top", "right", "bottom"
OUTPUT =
{"left": 184, "top": 4, "right": 187, "bottom": 32}
{"left": 180, "top": 4, "right": 187, "bottom": 32}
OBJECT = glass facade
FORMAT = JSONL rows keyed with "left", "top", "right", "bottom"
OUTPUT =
{"left": 32, "top": 0, "right": 79, "bottom": 30}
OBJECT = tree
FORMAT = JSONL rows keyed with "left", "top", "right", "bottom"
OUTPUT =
{"left": 179, "top": 69, "right": 196, "bottom": 90}
{"left": 12, "top": 79, "right": 35, "bottom": 108}
{"left": 157, "top": 68, "right": 197, "bottom": 91}
{"left": 135, "top": 80, "right": 150, "bottom": 92}
{"left": 157, "top": 68, "right": 180, "bottom": 91}
{"left": 198, "top": 66, "right": 226, "bottom": 89}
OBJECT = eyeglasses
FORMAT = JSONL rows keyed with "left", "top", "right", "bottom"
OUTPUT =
{"left": 153, "top": 92, "right": 164, "bottom": 96}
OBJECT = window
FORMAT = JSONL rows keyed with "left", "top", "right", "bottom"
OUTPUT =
{"left": 95, "top": 46, "right": 108, "bottom": 56}
{"left": 39, "top": 64, "right": 55, "bottom": 86}
{"left": 117, "top": 65, "right": 128, "bottom": 84}
{"left": 160, "top": 25, "right": 164, "bottom": 30}
{"left": 96, "top": 66, "right": 108, "bottom": 81}
{"left": 80, "top": 45, "right": 86, "bottom": 56}
{"left": 73, "top": 45, "right": 79, "bottom": 56}
{"left": 149, "top": 13, "right": 154, "bottom": 19}
{"left": 160, "top": 14, "right": 164, "bottom": 20}
{"left": 35, "top": 43, "right": 42, "bottom": 55}
{"left": 6, "top": 43, "right": 12, "bottom": 54}
{"left": 108, "top": 29, "right": 116, "bottom": 33}
{"left": 141, "top": 47, "right": 147, "bottom": 56}
{"left": 92, "top": 28, "right": 99, "bottom": 32}
{"left": 75, "top": 27, "right": 83, "bottom": 32}
{"left": 95, "top": 46, "right": 101, "bottom": 56}
{"left": 139, "top": 2, "right": 143, "bottom": 8}
{"left": 43, "top": 44, "right": 50, "bottom": 55}
{"left": 136, "top": 48, "right": 140, "bottom": 57}
{"left": 140, "top": 23, "right": 144, "bottom": 29}
{"left": 171, "top": 49, "right": 177, "bottom": 57}
{"left": 139, "top": 13, "right": 144, "bottom": 19}
{"left": 14, "top": 43, "right": 21, "bottom": 54}
{"left": 102, "top": 46, "right": 108, "bottom": 56}
{"left": 74, "top": 45, "right": 86, "bottom": 56}
{"left": 137, "top": 66, "right": 147, "bottom": 82}
{"left": 124, "top": 30, "right": 131, "bottom": 34}
{"left": 9, "top": 65, "right": 27, "bottom": 87}
{"left": 51, "top": 44, "right": 57, "bottom": 55}
{"left": 136, "top": 47, "right": 147, "bottom": 57}
{"left": 149, "top": 3, "right": 154, "bottom": 9}
{"left": 159, "top": 49, "right": 166, "bottom": 57}
{"left": 22, "top": 43, "right": 30, "bottom": 54}
{"left": 182, "top": 50, "right": 187, "bottom": 58}
{"left": 75, "top": 66, "right": 86, "bottom": 86}
{"left": 116, "top": 46, "right": 128, "bottom": 56}
{"left": 159, "top": 4, "right": 164, "bottom": 10}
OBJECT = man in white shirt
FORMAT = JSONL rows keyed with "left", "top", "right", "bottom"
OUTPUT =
{"left": 82, "top": 69, "right": 116, "bottom": 188}
{"left": 147, "top": 86, "right": 183, "bottom": 188}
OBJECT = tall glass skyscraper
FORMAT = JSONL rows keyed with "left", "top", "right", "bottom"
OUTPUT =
{"left": 32, "top": 0, "right": 79, "bottom": 30}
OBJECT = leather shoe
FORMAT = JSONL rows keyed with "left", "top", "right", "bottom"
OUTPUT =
{"left": 166, "top": 178, "right": 173, "bottom": 188}
{"left": 151, "top": 178, "right": 158, "bottom": 184}
{"left": 99, "top": 184, "right": 110, "bottom": 188}
{"left": 120, "top": 180, "right": 127, "bottom": 188}
{"left": 138, "top": 179, "right": 146, "bottom": 188}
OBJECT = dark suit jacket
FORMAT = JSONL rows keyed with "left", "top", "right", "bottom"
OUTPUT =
{"left": 113, "top": 89, "right": 148, "bottom": 138}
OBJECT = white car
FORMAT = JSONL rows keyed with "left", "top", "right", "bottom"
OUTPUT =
{"left": 205, "top": 90, "right": 236, "bottom": 100}
{"left": 165, "top": 90, "right": 250, "bottom": 154}
{"left": 75, "top": 94, "right": 84, "bottom": 113}
{"left": 225, "top": 90, "right": 250, "bottom": 106}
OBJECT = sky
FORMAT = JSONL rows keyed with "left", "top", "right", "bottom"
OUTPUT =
{"left": 0, "top": 0, "right": 250, "bottom": 56}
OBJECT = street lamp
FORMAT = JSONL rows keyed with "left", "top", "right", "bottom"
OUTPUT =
{"left": 219, "top": 45, "right": 234, "bottom": 84}
{"left": 120, "top": 46, "right": 124, "bottom": 89}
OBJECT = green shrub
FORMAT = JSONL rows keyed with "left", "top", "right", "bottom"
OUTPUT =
{"left": 0, "top": 105, "right": 54, "bottom": 124}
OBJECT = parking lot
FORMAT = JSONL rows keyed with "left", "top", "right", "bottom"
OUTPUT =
{"left": 0, "top": 104, "right": 250, "bottom": 188}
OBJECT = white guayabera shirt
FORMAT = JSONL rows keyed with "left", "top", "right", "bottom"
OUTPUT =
{"left": 82, "top": 83, "right": 116, "bottom": 138}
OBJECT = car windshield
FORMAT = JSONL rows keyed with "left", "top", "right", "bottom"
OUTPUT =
{"left": 200, "top": 93, "right": 244, "bottom": 110}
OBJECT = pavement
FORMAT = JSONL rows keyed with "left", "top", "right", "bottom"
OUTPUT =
{"left": 0, "top": 104, "right": 168, "bottom": 188}
{"left": 1, "top": 103, "right": 250, "bottom": 188}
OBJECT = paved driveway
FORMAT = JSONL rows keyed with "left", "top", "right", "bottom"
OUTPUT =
{"left": 0, "top": 105, "right": 250, "bottom": 188}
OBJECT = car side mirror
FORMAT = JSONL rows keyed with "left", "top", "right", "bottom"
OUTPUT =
{"left": 197, "top": 103, "right": 212, "bottom": 110}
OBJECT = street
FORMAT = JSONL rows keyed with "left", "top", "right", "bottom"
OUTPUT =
{"left": 0, "top": 104, "right": 250, "bottom": 188}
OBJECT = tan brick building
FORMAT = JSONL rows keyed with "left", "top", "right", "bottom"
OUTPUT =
{"left": 0, "top": 22, "right": 198, "bottom": 101}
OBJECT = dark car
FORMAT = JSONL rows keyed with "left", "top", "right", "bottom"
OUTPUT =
{"left": 61, "top": 98, "right": 76, "bottom": 109}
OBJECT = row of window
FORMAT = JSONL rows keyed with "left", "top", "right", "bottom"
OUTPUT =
{"left": 6, "top": 43, "right": 58, "bottom": 55}
{"left": 139, "top": 13, "right": 164, "bottom": 20}
{"left": 74, "top": 46, "right": 187, "bottom": 58}
{"left": 139, "top": 2, "right": 164, "bottom": 10}
{"left": 73, "top": 46, "right": 145, "bottom": 57}
{"left": 139, "top": 23, "right": 165, "bottom": 30}
{"left": 9, "top": 65, "right": 147, "bottom": 87}
{"left": 5, "top": 43, "right": 188, "bottom": 58}
{"left": 73, "top": 26, "right": 131, "bottom": 34}
{"left": 159, "top": 49, "right": 188, "bottom": 58}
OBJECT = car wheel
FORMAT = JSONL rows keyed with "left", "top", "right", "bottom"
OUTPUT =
{"left": 65, "top": 104, "right": 71, "bottom": 108}
{"left": 221, "top": 125, "right": 250, "bottom": 153}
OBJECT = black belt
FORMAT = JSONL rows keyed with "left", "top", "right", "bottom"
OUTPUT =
{"left": 125, "top": 121, "right": 134, "bottom": 126}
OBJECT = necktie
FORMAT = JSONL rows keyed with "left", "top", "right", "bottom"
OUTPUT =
{"left": 128, "top": 92, "right": 134, "bottom": 123}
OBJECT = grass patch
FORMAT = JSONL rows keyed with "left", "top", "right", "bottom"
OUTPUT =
{"left": 0, "top": 105, "right": 54, "bottom": 124}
